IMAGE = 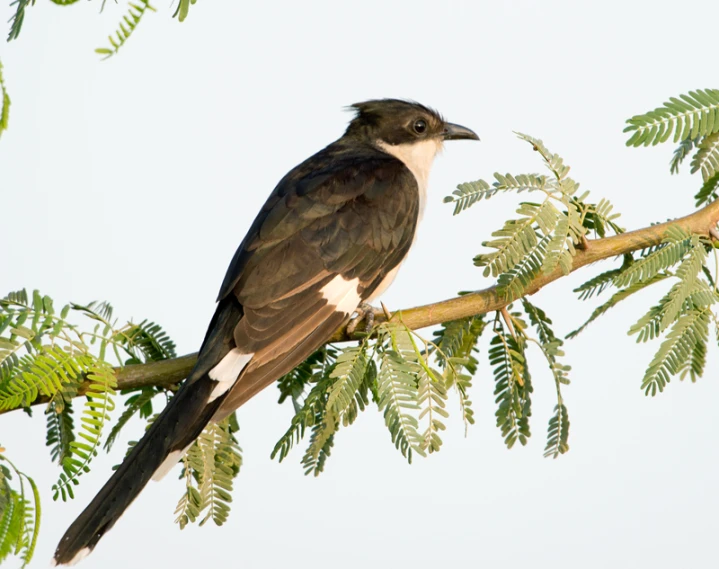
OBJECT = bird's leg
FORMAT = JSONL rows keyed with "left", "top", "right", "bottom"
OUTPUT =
{"left": 347, "top": 302, "right": 377, "bottom": 337}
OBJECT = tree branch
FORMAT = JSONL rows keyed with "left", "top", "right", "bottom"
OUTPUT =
{"left": 7, "top": 198, "right": 719, "bottom": 416}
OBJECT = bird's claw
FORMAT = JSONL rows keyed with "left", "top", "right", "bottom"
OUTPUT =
{"left": 347, "top": 302, "right": 376, "bottom": 337}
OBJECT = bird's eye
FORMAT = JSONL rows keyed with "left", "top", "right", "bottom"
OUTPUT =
{"left": 413, "top": 119, "right": 427, "bottom": 134}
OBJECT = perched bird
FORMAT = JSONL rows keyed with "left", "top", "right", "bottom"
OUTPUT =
{"left": 53, "top": 99, "right": 478, "bottom": 565}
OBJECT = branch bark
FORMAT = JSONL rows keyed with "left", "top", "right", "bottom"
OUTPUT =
{"left": 7, "top": 198, "right": 719, "bottom": 415}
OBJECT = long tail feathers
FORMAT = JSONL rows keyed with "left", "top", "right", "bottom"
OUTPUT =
{"left": 52, "top": 371, "right": 222, "bottom": 566}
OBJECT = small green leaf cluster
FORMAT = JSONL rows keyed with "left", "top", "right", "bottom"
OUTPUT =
{"left": 95, "top": 1, "right": 156, "bottom": 60}
{"left": 625, "top": 89, "right": 719, "bottom": 206}
{"left": 445, "top": 134, "right": 623, "bottom": 301}
{"left": 175, "top": 415, "right": 242, "bottom": 529}
{"left": 273, "top": 304, "right": 572, "bottom": 473}
{"left": 571, "top": 227, "right": 718, "bottom": 396}
{"left": 271, "top": 345, "right": 372, "bottom": 475}
{"left": 0, "top": 452, "right": 40, "bottom": 567}
{"left": 0, "top": 289, "right": 177, "bottom": 502}
{"left": 565, "top": 88, "right": 719, "bottom": 398}
{"left": 0, "top": 60, "right": 9, "bottom": 140}
{"left": 173, "top": 0, "right": 197, "bottom": 22}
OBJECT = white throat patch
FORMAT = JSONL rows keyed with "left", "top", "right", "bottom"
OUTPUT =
{"left": 376, "top": 138, "right": 443, "bottom": 221}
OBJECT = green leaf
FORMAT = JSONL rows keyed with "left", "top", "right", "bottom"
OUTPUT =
{"left": 489, "top": 328, "right": 532, "bottom": 449}
{"left": 568, "top": 273, "right": 669, "bottom": 339}
{"left": 625, "top": 90, "right": 719, "bottom": 147}
{"left": 476, "top": 200, "right": 559, "bottom": 280}
{"left": 613, "top": 226, "right": 693, "bottom": 288}
{"left": 175, "top": 417, "right": 242, "bottom": 528}
{"left": 97, "top": 0, "right": 156, "bottom": 59}
{"left": 543, "top": 404, "right": 570, "bottom": 459}
{"left": 690, "top": 132, "right": 719, "bottom": 181}
{"left": 7, "top": 0, "right": 34, "bottom": 42}
{"left": 103, "top": 388, "right": 158, "bottom": 452}
{"left": 46, "top": 400, "right": 75, "bottom": 464}
{"left": 641, "top": 308, "right": 711, "bottom": 395}
{"left": 694, "top": 172, "right": 719, "bottom": 207}
{"left": 53, "top": 361, "right": 116, "bottom": 501}
{"left": 173, "top": 0, "right": 197, "bottom": 21}
{"left": 375, "top": 323, "right": 424, "bottom": 462}
{"left": 444, "top": 173, "right": 547, "bottom": 215}
{"left": 670, "top": 137, "right": 698, "bottom": 175}
{"left": 0, "top": 60, "right": 9, "bottom": 139}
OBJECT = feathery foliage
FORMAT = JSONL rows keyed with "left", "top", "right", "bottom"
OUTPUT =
{"left": 690, "top": 132, "right": 719, "bottom": 181}
{"left": 7, "top": 0, "right": 34, "bottom": 41}
{"left": 444, "top": 173, "right": 548, "bottom": 215}
{"left": 0, "top": 452, "right": 40, "bottom": 568}
{"left": 694, "top": 172, "right": 719, "bottom": 208}
{"left": 489, "top": 318, "right": 532, "bottom": 449}
{"left": 0, "top": 289, "right": 177, "bottom": 504}
{"left": 374, "top": 323, "right": 425, "bottom": 462}
{"left": 641, "top": 308, "right": 712, "bottom": 396}
{"left": 624, "top": 89, "right": 719, "bottom": 147}
{"left": 46, "top": 400, "right": 75, "bottom": 464}
{"left": 574, "top": 96, "right": 719, "bottom": 395}
{"left": 103, "top": 387, "right": 159, "bottom": 452}
{"left": 173, "top": 0, "right": 197, "bottom": 22}
{"left": 175, "top": 416, "right": 242, "bottom": 528}
{"left": 670, "top": 137, "right": 697, "bottom": 175}
{"left": 0, "top": 59, "right": 9, "bottom": 139}
{"left": 95, "top": 1, "right": 156, "bottom": 59}
{"left": 627, "top": 88, "right": 719, "bottom": 207}
{"left": 568, "top": 273, "right": 669, "bottom": 339}
{"left": 431, "top": 314, "right": 486, "bottom": 431}
{"left": 451, "top": 133, "right": 622, "bottom": 300}
{"left": 521, "top": 300, "right": 571, "bottom": 457}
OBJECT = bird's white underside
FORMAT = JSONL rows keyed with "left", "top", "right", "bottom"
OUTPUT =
{"left": 376, "top": 137, "right": 443, "bottom": 223}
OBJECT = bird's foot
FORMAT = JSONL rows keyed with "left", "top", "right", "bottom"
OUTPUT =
{"left": 347, "top": 302, "right": 377, "bottom": 337}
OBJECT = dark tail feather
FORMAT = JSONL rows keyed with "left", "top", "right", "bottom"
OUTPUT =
{"left": 53, "top": 371, "right": 222, "bottom": 565}
{"left": 53, "top": 297, "right": 242, "bottom": 566}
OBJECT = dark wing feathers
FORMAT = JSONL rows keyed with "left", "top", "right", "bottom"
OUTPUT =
{"left": 208, "top": 141, "right": 419, "bottom": 417}
{"left": 53, "top": 141, "right": 421, "bottom": 565}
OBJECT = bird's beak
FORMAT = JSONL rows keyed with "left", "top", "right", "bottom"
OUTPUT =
{"left": 442, "top": 122, "right": 480, "bottom": 141}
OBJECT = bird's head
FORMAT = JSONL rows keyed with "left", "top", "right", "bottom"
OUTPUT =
{"left": 345, "top": 99, "right": 479, "bottom": 146}
{"left": 344, "top": 99, "right": 478, "bottom": 185}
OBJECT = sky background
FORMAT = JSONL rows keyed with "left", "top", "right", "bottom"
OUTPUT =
{"left": 1, "top": 1, "right": 718, "bottom": 568}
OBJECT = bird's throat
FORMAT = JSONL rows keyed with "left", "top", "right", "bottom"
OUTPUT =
{"left": 375, "top": 138, "right": 443, "bottom": 221}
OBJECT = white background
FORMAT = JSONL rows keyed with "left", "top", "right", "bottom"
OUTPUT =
{"left": 1, "top": 1, "right": 718, "bottom": 567}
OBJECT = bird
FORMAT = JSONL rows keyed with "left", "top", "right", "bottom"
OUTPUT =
{"left": 52, "top": 99, "right": 478, "bottom": 566}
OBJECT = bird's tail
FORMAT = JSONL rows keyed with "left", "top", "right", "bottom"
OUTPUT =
{"left": 52, "top": 370, "right": 222, "bottom": 565}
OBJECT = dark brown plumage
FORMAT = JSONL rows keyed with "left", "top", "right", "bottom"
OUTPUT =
{"left": 53, "top": 99, "right": 477, "bottom": 566}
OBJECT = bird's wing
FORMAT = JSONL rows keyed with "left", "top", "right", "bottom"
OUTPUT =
{"left": 52, "top": 143, "right": 420, "bottom": 565}
{"left": 206, "top": 144, "right": 420, "bottom": 417}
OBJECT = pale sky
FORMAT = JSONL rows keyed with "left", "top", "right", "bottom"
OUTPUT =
{"left": 2, "top": 1, "right": 718, "bottom": 568}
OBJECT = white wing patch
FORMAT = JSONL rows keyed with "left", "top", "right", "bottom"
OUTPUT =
{"left": 208, "top": 348, "right": 254, "bottom": 403}
{"left": 151, "top": 444, "right": 192, "bottom": 482}
{"left": 320, "top": 275, "right": 362, "bottom": 315}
